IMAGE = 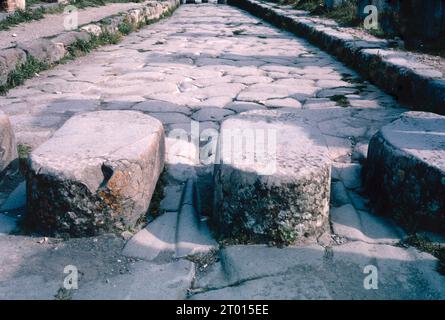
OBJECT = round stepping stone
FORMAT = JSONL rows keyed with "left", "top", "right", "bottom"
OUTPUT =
{"left": 364, "top": 112, "right": 445, "bottom": 233}
{"left": 0, "top": 111, "right": 18, "bottom": 173}
{"left": 26, "top": 111, "right": 165, "bottom": 237}
{"left": 213, "top": 110, "right": 332, "bottom": 245}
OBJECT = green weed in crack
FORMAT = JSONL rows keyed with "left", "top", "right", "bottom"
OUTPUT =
{"left": 400, "top": 234, "right": 445, "bottom": 275}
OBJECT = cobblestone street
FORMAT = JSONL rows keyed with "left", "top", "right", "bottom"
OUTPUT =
{"left": 0, "top": 3, "right": 444, "bottom": 299}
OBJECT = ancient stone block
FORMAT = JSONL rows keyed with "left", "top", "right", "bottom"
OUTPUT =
{"left": 364, "top": 111, "right": 445, "bottom": 233}
{"left": 26, "top": 111, "right": 165, "bottom": 237}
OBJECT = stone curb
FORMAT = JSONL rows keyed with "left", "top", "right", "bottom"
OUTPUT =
{"left": 228, "top": 0, "right": 445, "bottom": 114}
{"left": 0, "top": 0, "right": 180, "bottom": 88}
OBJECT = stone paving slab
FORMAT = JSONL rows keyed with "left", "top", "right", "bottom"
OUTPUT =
{"left": 72, "top": 259, "right": 195, "bottom": 300}
{"left": 0, "top": 234, "right": 195, "bottom": 300}
{"left": 192, "top": 242, "right": 445, "bottom": 299}
{"left": 0, "top": 2, "right": 154, "bottom": 50}
{"left": 364, "top": 111, "right": 445, "bottom": 234}
{"left": 0, "top": 0, "right": 180, "bottom": 87}
{"left": 0, "top": 3, "right": 443, "bottom": 299}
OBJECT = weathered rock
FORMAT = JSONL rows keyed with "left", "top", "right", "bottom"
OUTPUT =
{"left": 193, "top": 241, "right": 445, "bottom": 299}
{"left": 0, "top": 111, "right": 18, "bottom": 173}
{"left": 0, "top": 181, "right": 26, "bottom": 212}
{"left": 364, "top": 112, "right": 445, "bottom": 233}
{"left": 213, "top": 110, "right": 331, "bottom": 244}
{"left": 175, "top": 204, "right": 217, "bottom": 258}
{"left": 26, "top": 111, "right": 165, "bottom": 237}
{"left": 51, "top": 31, "right": 92, "bottom": 48}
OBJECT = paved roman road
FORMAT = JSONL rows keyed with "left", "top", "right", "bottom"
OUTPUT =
{"left": 0, "top": 4, "right": 444, "bottom": 299}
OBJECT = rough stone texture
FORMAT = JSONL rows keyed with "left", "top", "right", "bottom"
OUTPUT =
{"left": 26, "top": 111, "right": 165, "bottom": 237}
{"left": 0, "top": 234, "right": 195, "bottom": 300}
{"left": 0, "top": 0, "right": 180, "bottom": 87}
{"left": 364, "top": 111, "right": 445, "bottom": 233}
{"left": 0, "top": 48, "right": 27, "bottom": 86}
{"left": 1, "top": 3, "right": 440, "bottom": 299}
{"left": 331, "top": 204, "right": 404, "bottom": 244}
{"left": 72, "top": 259, "right": 195, "bottom": 300}
{"left": 175, "top": 204, "right": 217, "bottom": 258}
{"left": 123, "top": 179, "right": 217, "bottom": 261}
{"left": 358, "top": 0, "right": 445, "bottom": 50}
{"left": 122, "top": 211, "right": 178, "bottom": 262}
{"left": 192, "top": 242, "right": 445, "bottom": 299}
{"left": 18, "top": 39, "right": 66, "bottom": 64}
{"left": 214, "top": 110, "right": 331, "bottom": 244}
{"left": 0, "top": 111, "right": 17, "bottom": 173}
{"left": 0, "top": 181, "right": 26, "bottom": 212}
{"left": 229, "top": 0, "right": 445, "bottom": 114}
{"left": 0, "top": 214, "right": 17, "bottom": 235}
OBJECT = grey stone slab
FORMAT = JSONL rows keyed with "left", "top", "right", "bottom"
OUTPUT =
{"left": 215, "top": 244, "right": 325, "bottom": 287}
{"left": 149, "top": 112, "right": 191, "bottom": 125}
{"left": 336, "top": 163, "right": 362, "bottom": 190}
{"left": 331, "top": 204, "right": 403, "bottom": 244}
{"left": 27, "top": 111, "right": 165, "bottom": 237}
{"left": 263, "top": 98, "right": 302, "bottom": 109}
{"left": 0, "top": 214, "right": 17, "bottom": 235}
{"left": 0, "top": 181, "right": 26, "bottom": 212}
{"left": 160, "top": 184, "right": 184, "bottom": 212}
{"left": 122, "top": 211, "right": 178, "bottom": 262}
{"left": 133, "top": 100, "right": 192, "bottom": 115}
{"left": 214, "top": 110, "right": 331, "bottom": 244}
{"left": 330, "top": 181, "right": 350, "bottom": 207}
{"left": 364, "top": 111, "right": 445, "bottom": 233}
{"left": 194, "top": 240, "right": 445, "bottom": 299}
{"left": 191, "top": 108, "right": 234, "bottom": 122}
{"left": 224, "top": 101, "right": 266, "bottom": 113}
{"left": 192, "top": 272, "right": 332, "bottom": 300}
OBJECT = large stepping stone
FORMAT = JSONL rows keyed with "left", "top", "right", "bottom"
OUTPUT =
{"left": 26, "top": 111, "right": 165, "bottom": 237}
{"left": 0, "top": 111, "right": 18, "bottom": 173}
{"left": 364, "top": 111, "right": 445, "bottom": 233}
{"left": 213, "top": 110, "right": 332, "bottom": 245}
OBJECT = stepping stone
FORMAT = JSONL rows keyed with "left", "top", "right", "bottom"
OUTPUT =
{"left": 0, "top": 111, "right": 18, "bottom": 173}
{"left": 175, "top": 204, "right": 217, "bottom": 258}
{"left": 26, "top": 111, "right": 165, "bottom": 237}
{"left": 213, "top": 110, "right": 332, "bottom": 245}
{"left": 364, "top": 112, "right": 445, "bottom": 233}
{"left": 191, "top": 108, "right": 234, "bottom": 122}
{"left": 122, "top": 211, "right": 178, "bottom": 262}
{"left": 73, "top": 259, "right": 195, "bottom": 300}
